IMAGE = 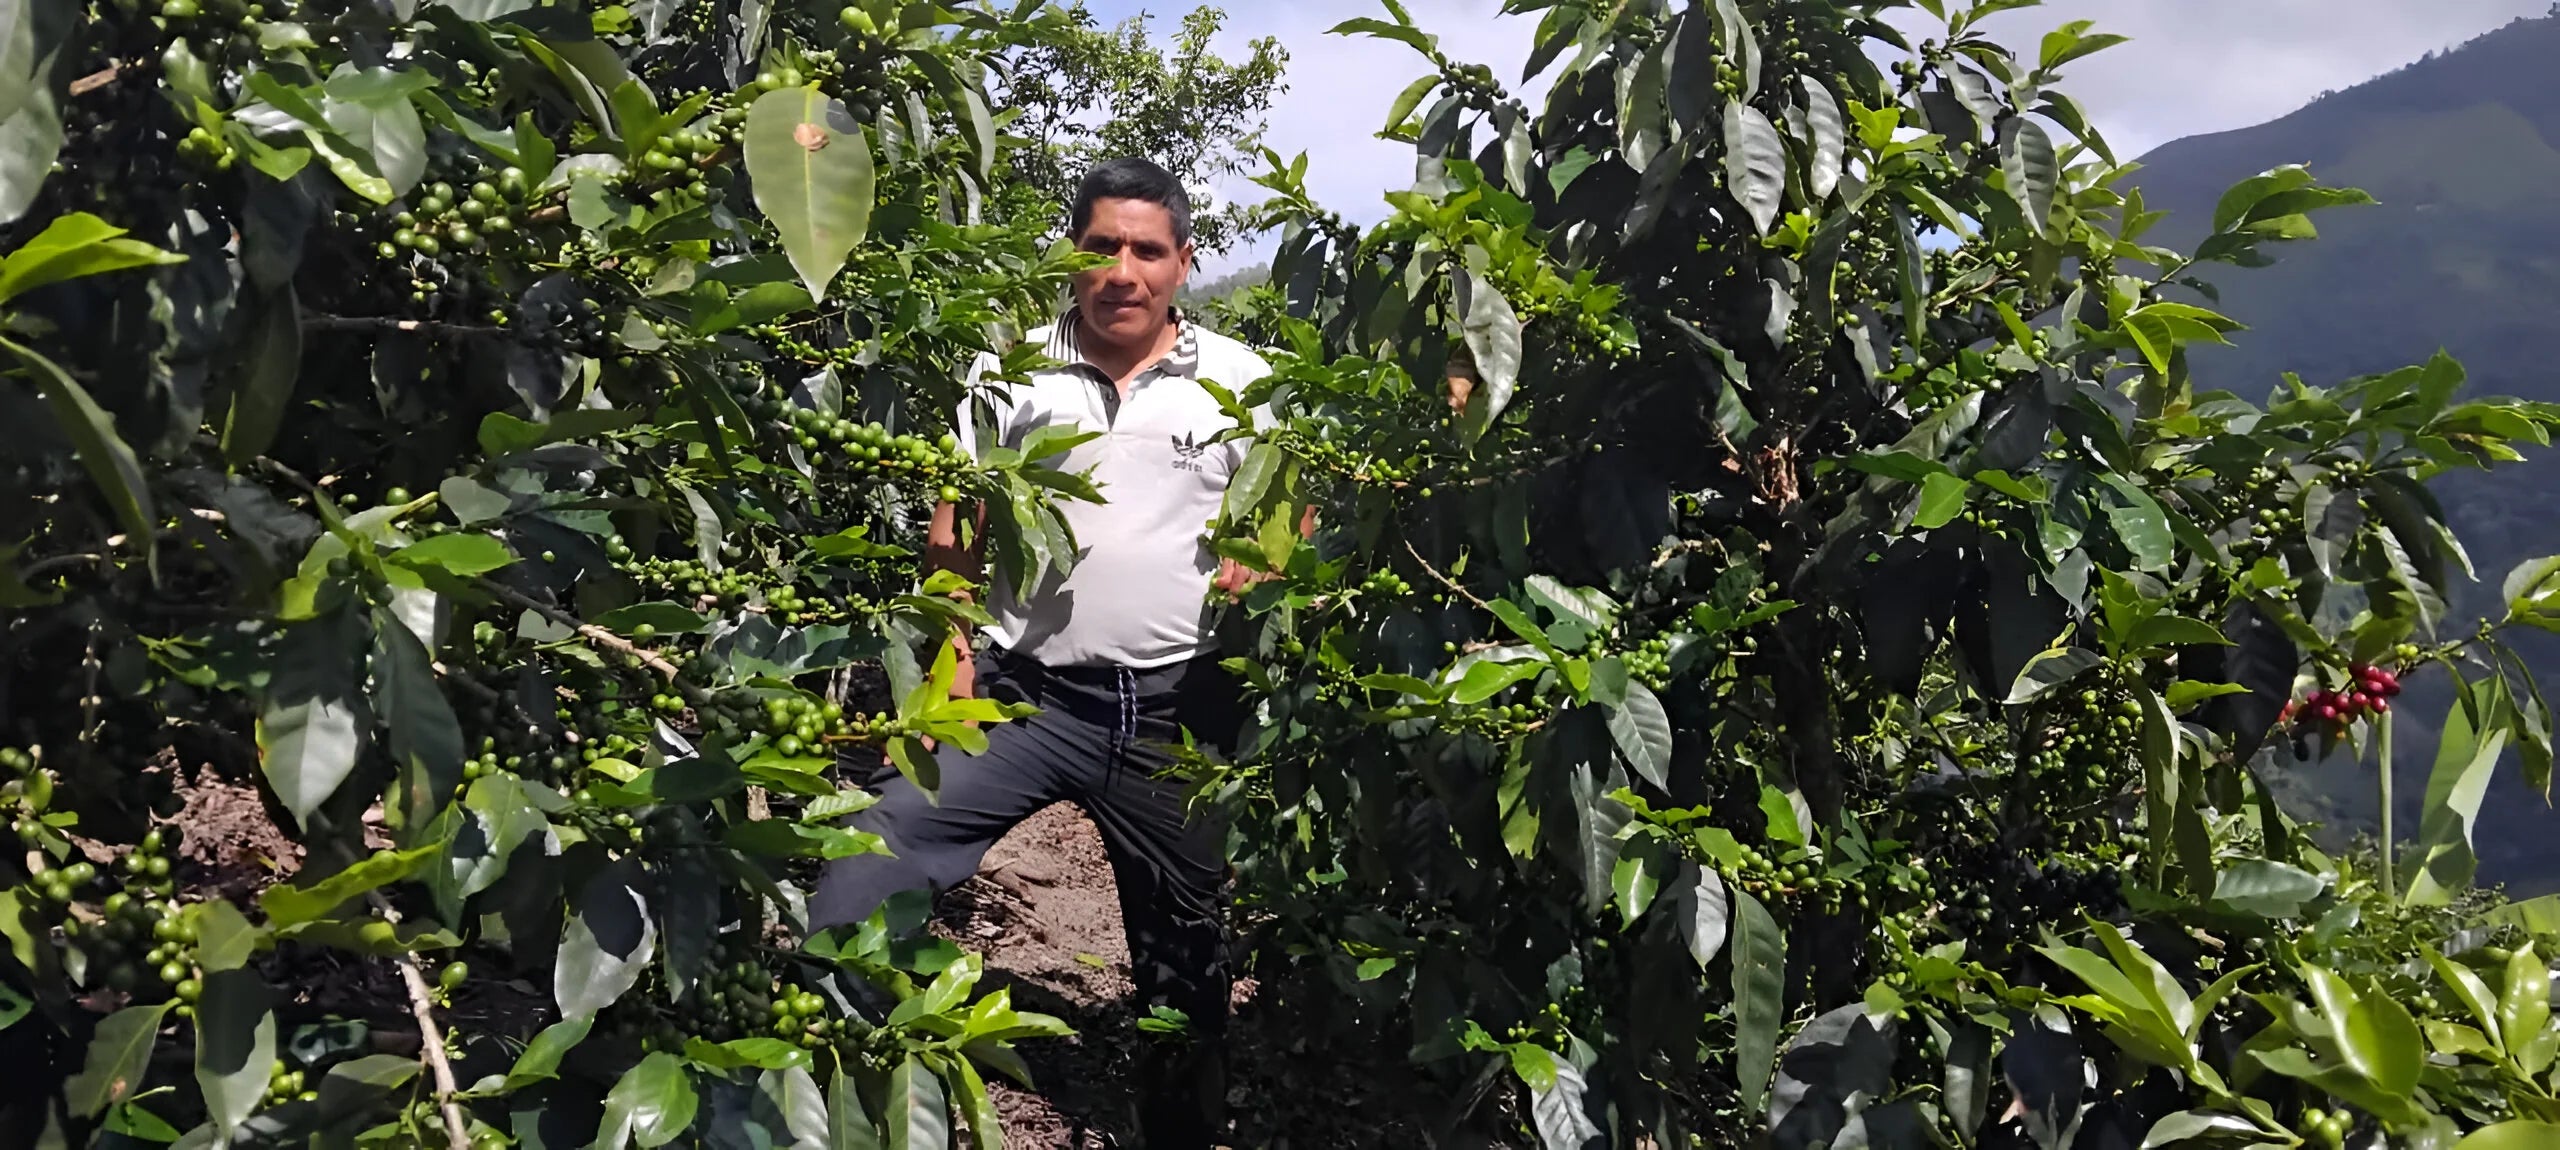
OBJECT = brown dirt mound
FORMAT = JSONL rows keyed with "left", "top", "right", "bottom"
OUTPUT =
{"left": 930, "top": 805, "right": 1462, "bottom": 1148}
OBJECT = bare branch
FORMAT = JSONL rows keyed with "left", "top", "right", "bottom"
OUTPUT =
{"left": 367, "top": 893, "right": 471, "bottom": 1150}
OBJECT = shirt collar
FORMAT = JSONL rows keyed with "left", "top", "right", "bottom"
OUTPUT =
{"left": 1051, "top": 305, "right": 1199, "bottom": 380}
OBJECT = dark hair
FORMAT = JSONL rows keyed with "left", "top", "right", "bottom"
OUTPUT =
{"left": 1069, "top": 157, "right": 1193, "bottom": 247}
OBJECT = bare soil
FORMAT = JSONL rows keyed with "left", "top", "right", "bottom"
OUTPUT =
{"left": 927, "top": 804, "right": 1458, "bottom": 1148}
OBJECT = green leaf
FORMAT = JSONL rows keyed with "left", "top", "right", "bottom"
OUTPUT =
{"left": 0, "top": 212, "right": 187, "bottom": 303}
{"left": 1327, "top": 15, "right": 1436, "bottom": 54}
{"left": 2404, "top": 688, "right": 2509, "bottom": 907}
{"left": 386, "top": 533, "right": 515, "bottom": 577}
{"left": 1723, "top": 101, "right": 1785, "bottom": 236}
{"left": 258, "top": 648, "right": 366, "bottom": 830}
{"left": 2140, "top": 1111, "right": 2259, "bottom": 1149}
{"left": 2165, "top": 681, "right": 2252, "bottom": 712}
{"left": 596, "top": 1051, "right": 699, "bottom": 1149}
{"left": 189, "top": 900, "right": 261, "bottom": 973}
{"left": 743, "top": 87, "right": 874, "bottom": 303}
{"left": 66, "top": 1002, "right": 172, "bottom": 1117}
{"left": 260, "top": 844, "right": 438, "bottom": 926}
{"left": 1758, "top": 786, "right": 1806, "bottom": 846}
{"left": 829, "top": 1066, "right": 884, "bottom": 1150}
{"left": 1382, "top": 73, "right": 1439, "bottom": 134}
{"left": 1450, "top": 659, "right": 1542, "bottom": 706}
{"left": 1711, "top": 0, "right": 1760, "bottom": 100}
{"left": 1611, "top": 843, "right": 1664, "bottom": 927}
{"left": 1673, "top": 862, "right": 1730, "bottom": 967}
{"left": 1527, "top": 1059, "right": 1603, "bottom": 1150}
{"left": 2128, "top": 615, "right": 2232, "bottom": 650}
{"left": 194, "top": 968, "right": 277, "bottom": 1139}
{"left": 2209, "top": 859, "right": 2326, "bottom": 919}
{"left": 556, "top": 868, "right": 655, "bottom": 1020}
{"left": 592, "top": 601, "right": 712, "bottom": 635}
{"left": 2000, "top": 115, "right": 2058, "bottom": 236}
{"left": 504, "top": 1016, "right": 592, "bottom": 1089}
{"left": 2501, "top": 944, "right": 2551, "bottom": 1067}
{"left": 1456, "top": 268, "right": 1523, "bottom": 440}
{"left": 885, "top": 1055, "right": 949, "bottom": 1150}
{"left": 1605, "top": 682, "right": 1673, "bottom": 790}
{"left": 1, "top": 335, "right": 156, "bottom": 549}
{"left": 2041, "top": 23, "right": 2131, "bottom": 71}
{"left": 373, "top": 616, "right": 465, "bottom": 839}
{"left": 1913, "top": 471, "right": 1970, "bottom": 529}
{"left": 2455, "top": 1122, "right": 2560, "bottom": 1150}
{"left": 1730, "top": 888, "right": 1785, "bottom": 1114}
{"left": 1802, "top": 77, "right": 1844, "bottom": 202}
{"left": 2100, "top": 476, "right": 2175, "bottom": 573}
{"left": 2425, "top": 946, "right": 2505, "bottom": 1049}
{"left": 2005, "top": 647, "right": 2101, "bottom": 704}
{"left": 807, "top": 526, "right": 911, "bottom": 562}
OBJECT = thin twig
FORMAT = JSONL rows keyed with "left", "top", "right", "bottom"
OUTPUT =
{"left": 366, "top": 893, "right": 471, "bottom": 1150}
{"left": 305, "top": 315, "right": 510, "bottom": 337}
{"left": 477, "top": 579, "right": 691, "bottom": 687}
{"left": 1403, "top": 538, "right": 1492, "bottom": 612}
{"left": 17, "top": 553, "right": 105, "bottom": 581}
{"left": 68, "top": 63, "right": 119, "bottom": 97}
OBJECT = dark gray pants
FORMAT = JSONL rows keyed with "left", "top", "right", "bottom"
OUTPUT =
{"left": 810, "top": 646, "right": 1242, "bottom": 1148}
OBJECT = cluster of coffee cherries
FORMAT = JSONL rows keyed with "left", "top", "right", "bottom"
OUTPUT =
{"left": 2284, "top": 662, "right": 2405, "bottom": 733}
{"left": 700, "top": 692, "right": 899, "bottom": 756}
{"left": 619, "top": 955, "right": 851, "bottom": 1051}
{"left": 615, "top": 555, "right": 871, "bottom": 625}
{"left": 2297, "top": 1106, "right": 2356, "bottom": 1148}
{"left": 1352, "top": 568, "right": 1413, "bottom": 599}
{"left": 384, "top": 173, "right": 534, "bottom": 263}
{"left": 1443, "top": 699, "right": 1542, "bottom": 739}
{"left": 1726, "top": 842, "right": 1852, "bottom": 911}
{"left": 1620, "top": 634, "right": 1675, "bottom": 691}
{"left": 757, "top": 402, "right": 974, "bottom": 502}
{"left": 45, "top": 829, "right": 200, "bottom": 1011}
{"left": 263, "top": 1060, "right": 317, "bottom": 1108}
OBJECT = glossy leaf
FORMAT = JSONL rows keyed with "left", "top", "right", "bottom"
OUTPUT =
{"left": 743, "top": 87, "right": 874, "bottom": 303}
{"left": 1730, "top": 888, "right": 1785, "bottom": 1113}
{"left": 2005, "top": 647, "right": 2101, "bottom": 704}
{"left": 884, "top": 1056, "right": 949, "bottom": 1150}
{"left": 260, "top": 843, "right": 438, "bottom": 926}
{"left": 66, "top": 1003, "right": 172, "bottom": 1117}
{"left": 556, "top": 866, "right": 656, "bottom": 1020}
{"left": 596, "top": 1051, "right": 699, "bottom": 1149}
{"left": 1604, "top": 682, "right": 1672, "bottom": 789}
{"left": 1672, "top": 862, "right": 1731, "bottom": 967}
{"left": 1723, "top": 102, "right": 1785, "bottom": 236}
{"left": 2000, "top": 117, "right": 2058, "bottom": 236}
{"left": 2404, "top": 690, "right": 2509, "bottom": 907}
{"left": 2, "top": 336, "right": 156, "bottom": 549}
{"left": 1456, "top": 268, "right": 1523, "bottom": 439}
{"left": 194, "top": 968, "right": 277, "bottom": 1139}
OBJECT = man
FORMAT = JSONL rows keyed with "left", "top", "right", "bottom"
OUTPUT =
{"left": 808, "top": 157, "right": 1272, "bottom": 1148}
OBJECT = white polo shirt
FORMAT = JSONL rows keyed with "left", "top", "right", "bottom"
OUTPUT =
{"left": 954, "top": 309, "right": 1273, "bottom": 669}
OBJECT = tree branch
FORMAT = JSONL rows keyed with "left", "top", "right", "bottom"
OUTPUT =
{"left": 366, "top": 893, "right": 471, "bottom": 1150}
{"left": 1403, "top": 538, "right": 1492, "bottom": 612}
{"left": 476, "top": 579, "right": 693, "bottom": 689}
{"left": 305, "top": 314, "right": 509, "bottom": 337}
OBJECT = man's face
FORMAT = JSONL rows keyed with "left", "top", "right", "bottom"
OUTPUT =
{"left": 1071, "top": 197, "right": 1191, "bottom": 350}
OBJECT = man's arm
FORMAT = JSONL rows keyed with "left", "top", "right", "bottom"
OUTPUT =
{"left": 925, "top": 498, "right": 988, "bottom": 699}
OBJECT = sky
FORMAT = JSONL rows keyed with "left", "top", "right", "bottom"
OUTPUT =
{"left": 1076, "top": 0, "right": 2555, "bottom": 277}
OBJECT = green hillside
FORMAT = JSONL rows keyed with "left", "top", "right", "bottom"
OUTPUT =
{"left": 2129, "top": 13, "right": 2560, "bottom": 888}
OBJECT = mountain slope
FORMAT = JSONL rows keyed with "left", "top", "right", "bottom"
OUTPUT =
{"left": 2126, "top": 13, "right": 2560, "bottom": 890}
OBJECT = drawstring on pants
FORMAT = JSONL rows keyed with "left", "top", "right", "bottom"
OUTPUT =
{"left": 1113, "top": 667, "right": 1137, "bottom": 767}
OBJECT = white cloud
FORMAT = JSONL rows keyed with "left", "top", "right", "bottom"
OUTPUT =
{"left": 1075, "top": 0, "right": 2553, "bottom": 276}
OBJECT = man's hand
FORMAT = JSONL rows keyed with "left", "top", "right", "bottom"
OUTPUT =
{"left": 1214, "top": 556, "right": 1275, "bottom": 601}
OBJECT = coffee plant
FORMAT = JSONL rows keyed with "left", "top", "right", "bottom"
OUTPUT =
{"left": 0, "top": 0, "right": 1147, "bottom": 1143}
{"left": 10, "top": 0, "right": 2560, "bottom": 1144}
{"left": 1189, "top": 0, "right": 2560, "bottom": 1147}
